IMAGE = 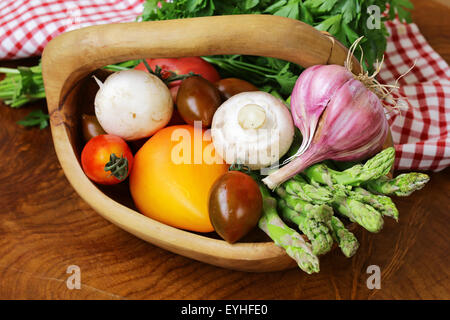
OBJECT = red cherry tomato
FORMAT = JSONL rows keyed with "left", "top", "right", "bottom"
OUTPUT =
{"left": 135, "top": 57, "right": 221, "bottom": 88}
{"left": 81, "top": 135, "right": 134, "bottom": 185}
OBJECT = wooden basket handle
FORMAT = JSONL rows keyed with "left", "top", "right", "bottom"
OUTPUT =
{"left": 42, "top": 14, "right": 361, "bottom": 116}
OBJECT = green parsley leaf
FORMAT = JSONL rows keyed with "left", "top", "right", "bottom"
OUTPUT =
{"left": 273, "top": 1, "right": 300, "bottom": 20}
{"left": 17, "top": 109, "right": 49, "bottom": 129}
{"left": 315, "top": 14, "right": 342, "bottom": 35}
{"left": 244, "top": 0, "right": 260, "bottom": 10}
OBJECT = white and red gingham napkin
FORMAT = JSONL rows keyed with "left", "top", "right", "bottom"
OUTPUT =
{"left": 379, "top": 21, "right": 450, "bottom": 171}
{"left": 0, "top": 0, "right": 144, "bottom": 59}
{"left": 1, "top": 0, "right": 449, "bottom": 172}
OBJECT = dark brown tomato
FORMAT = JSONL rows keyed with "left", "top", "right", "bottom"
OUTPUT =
{"left": 208, "top": 171, "right": 263, "bottom": 243}
{"left": 81, "top": 114, "right": 106, "bottom": 142}
{"left": 215, "top": 78, "right": 259, "bottom": 100}
{"left": 176, "top": 76, "right": 222, "bottom": 127}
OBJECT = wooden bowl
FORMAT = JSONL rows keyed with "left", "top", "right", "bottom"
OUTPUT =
{"left": 41, "top": 15, "right": 392, "bottom": 272}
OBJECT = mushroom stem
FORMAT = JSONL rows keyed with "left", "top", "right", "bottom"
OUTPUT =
{"left": 238, "top": 104, "right": 266, "bottom": 130}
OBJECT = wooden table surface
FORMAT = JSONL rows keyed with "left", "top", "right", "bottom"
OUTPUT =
{"left": 1, "top": 0, "right": 449, "bottom": 300}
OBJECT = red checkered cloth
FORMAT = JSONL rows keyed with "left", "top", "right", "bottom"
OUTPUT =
{"left": 378, "top": 21, "right": 450, "bottom": 171}
{"left": 0, "top": 0, "right": 144, "bottom": 59}
{"left": 1, "top": 1, "right": 449, "bottom": 171}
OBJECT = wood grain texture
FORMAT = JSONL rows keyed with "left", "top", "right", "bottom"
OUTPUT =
{"left": 411, "top": 0, "right": 450, "bottom": 64}
{"left": 0, "top": 0, "right": 449, "bottom": 299}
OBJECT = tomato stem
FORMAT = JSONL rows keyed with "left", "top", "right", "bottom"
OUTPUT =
{"left": 229, "top": 163, "right": 251, "bottom": 173}
{"left": 141, "top": 59, "right": 198, "bottom": 85}
{"left": 104, "top": 153, "right": 128, "bottom": 181}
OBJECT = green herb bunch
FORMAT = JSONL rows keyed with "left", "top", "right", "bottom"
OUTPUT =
{"left": 140, "top": 0, "right": 413, "bottom": 96}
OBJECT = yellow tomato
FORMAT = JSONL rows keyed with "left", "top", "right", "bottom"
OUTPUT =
{"left": 129, "top": 125, "right": 228, "bottom": 232}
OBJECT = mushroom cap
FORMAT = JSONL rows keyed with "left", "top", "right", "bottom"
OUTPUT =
{"left": 95, "top": 69, "right": 173, "bottom": 141}
{"left": 211, "top": 91, "right": 294, "bottom": 169}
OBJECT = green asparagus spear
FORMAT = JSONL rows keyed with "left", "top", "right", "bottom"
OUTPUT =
{"left": 275, "top": 187, "right": 333, "bottom": 222}
{"left": 305, "top": 147, "right": 396, "bottom": 186}
{"left": 329, "top": 186, "right": 384, "bottom": 233}
{"left": 287, "top": 172, "right": 398, "bottom": 220}
{"left": 327, "top": 216, "right": 359, "bottom": 258}
{"left": 364, "top": 173, "right": 430, "bottom": 196}
{"left": 283, "top": 175, "right": 333, "bottom": 204}
{"left": 282, "top": 179, "right": 311, "bottom": 201}
{"left": 278, "top": 180, "right": 359, "bottom": 257}
{"left": 351, "top": 187, "right": 399, "bottom": 221}
{"left": 278, "top": 199, "right": 334, "bottom": 256}
{"left": 281, "top": 175, "right": 386, "bottom": 232}
{"left": 258, "top": 185, "right": 320, "bottom": 274}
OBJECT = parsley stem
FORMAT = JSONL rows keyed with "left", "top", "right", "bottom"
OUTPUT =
{"left": 0, "top": 67, "right": 20, "bottom": 74}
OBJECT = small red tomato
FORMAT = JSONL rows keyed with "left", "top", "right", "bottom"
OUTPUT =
{"left": 81, "top": 134, "right": 134, "bottom": 185}
{"left": 135, "top": 57, "right": 220, "bottom": 88}
{"left": 208, "top": 171, "right": 263, "bottom": 243}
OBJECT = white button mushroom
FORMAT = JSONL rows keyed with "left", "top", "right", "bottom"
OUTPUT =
{"left": 211, "top": 91, "right": 294, "bottom": 170}
{"left": 94, "top": 69, "right": 173, "bottom": 141}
